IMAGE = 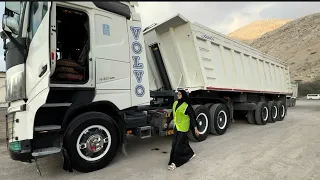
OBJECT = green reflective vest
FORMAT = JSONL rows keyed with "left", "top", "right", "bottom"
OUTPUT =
{"left": 172, "top": 101, "right": 190, "bottom": 132}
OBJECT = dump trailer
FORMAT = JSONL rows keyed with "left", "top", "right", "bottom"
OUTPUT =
{"left": 287, "top": 82, "right": 298, "bottom": 107}
{"left": 2, "top": 1, "right": 291, "bottom": 173}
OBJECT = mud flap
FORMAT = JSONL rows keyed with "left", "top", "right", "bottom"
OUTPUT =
{"left": 120, "top": 113, "right": 128, "bottom": 156}
{"left": 62, "top": 148, "right": 73, "bottom": 172}
{"left": 121, "top": 142, "right": 128, "bottom": 156}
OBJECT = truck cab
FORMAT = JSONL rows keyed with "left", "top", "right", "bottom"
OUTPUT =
{"left": 2, "top": 1, "right": 153, "bottom": 172}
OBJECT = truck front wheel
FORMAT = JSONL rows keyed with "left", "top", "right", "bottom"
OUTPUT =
{"left": 64, "top": 112, "right": 119, "bottom": 172}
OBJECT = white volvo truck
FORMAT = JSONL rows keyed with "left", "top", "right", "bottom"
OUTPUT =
{"left": 2, "top": 1, "right": 292, "bottom": 173}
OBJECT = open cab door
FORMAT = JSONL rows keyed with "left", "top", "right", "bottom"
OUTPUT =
{"left": 25, "top": 1, "right": 56, "bottom": 102}
{"left": 2, "top": 1, "right": 55, "bottom": 104}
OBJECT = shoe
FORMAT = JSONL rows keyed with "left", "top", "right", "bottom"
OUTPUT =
{"left": 189, "top": 153, "right": 196, "bottom": 161}
{"left": 168, "top": 163, "right": 176, "bottom": 170}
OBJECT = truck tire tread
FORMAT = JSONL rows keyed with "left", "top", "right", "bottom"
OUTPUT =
{"left": 255, "top": 102, "right": 269, "bottom": 125}
{"left": 276, "top": 101, "right": 287, "bottom": 121}
{"left": 208, "top": 103, "right": 229, "bottom": 135}
{"left": 63, "top": 111, "right": 119, "bottom": 173}
{"left": 247, "top": 110, "right": 256, "bottom": 124}
{"left": 187, "top": 105, "right": 210, "bottom": 142}
{"left": 267, "top": 101, "right": 278, "bottom": 123}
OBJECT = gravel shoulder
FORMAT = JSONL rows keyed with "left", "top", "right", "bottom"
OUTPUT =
{"left": 0, "top": 100, "right": 320, "bottom": 180}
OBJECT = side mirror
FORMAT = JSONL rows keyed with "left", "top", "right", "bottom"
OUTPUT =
{"left": 2, "top": 15, "right": 19, "bottom": 35}
{"left": 2, "top": 2, "right": 22, "bottom": 35}
{"left": 5, "top": 2, "right": 21, "bottom": 15}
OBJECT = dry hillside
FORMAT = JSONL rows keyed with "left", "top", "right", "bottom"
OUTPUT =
{"left": 250, "top": 13, "right": 320, "bottom": 82}
{"left": 228, "top": 19, "right": 291, "bottom": 44}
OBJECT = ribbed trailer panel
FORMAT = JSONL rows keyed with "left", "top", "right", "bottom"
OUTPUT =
{"left": 144, "top": 14, "right": 291, "bottom": 95}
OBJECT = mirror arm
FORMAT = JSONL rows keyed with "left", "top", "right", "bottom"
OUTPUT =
{"left": 2, "top": 31, "right": 26, "bottom": 57}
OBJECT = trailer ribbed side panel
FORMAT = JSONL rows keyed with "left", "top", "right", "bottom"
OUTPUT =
{"left": 143, "top": 14, "right": 292, "bottom": 95}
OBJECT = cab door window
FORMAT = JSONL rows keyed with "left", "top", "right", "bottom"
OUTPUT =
{"left": 28, "top": 2, "right": 48, "bottom": 41}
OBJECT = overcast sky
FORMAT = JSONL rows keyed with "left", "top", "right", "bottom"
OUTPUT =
{"left": 0, "top": 1, "right": 320, "bottom": 71}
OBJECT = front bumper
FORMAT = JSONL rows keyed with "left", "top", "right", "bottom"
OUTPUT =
{"left": 8, "top": 140, "right": 32, "bottom": 162}
{"left": 6, "top": 104, "right": 32, "bottom": 162}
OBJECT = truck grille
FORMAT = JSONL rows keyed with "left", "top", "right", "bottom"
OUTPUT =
{"left": 6, "top": 113, "right": 15, "bottom": 142}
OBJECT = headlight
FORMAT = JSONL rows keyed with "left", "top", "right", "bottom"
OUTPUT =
{"left": 6, "top": 70, "right": 26, "bottom": 102}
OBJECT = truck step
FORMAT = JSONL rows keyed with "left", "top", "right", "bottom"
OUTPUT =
{"left": 32, "top": 147, "right": 61, "bottom": 157}
{"left": 136, "top": 126, "right": 152, "bottom": 139}
{"left": 34, "top": 125, "right": 61, "bottom": 132}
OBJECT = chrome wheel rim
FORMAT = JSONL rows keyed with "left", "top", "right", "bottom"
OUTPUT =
{"left": 76, "top": 125, "right": 111, "bottom": 161}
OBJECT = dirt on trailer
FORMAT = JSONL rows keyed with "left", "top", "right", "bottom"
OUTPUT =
{"left": 1, "top": 100, "right": 320, "bottom": 180}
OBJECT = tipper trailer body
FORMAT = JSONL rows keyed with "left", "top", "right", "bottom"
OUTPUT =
{"left": 2, "top": 1, "right": 292, "bottom": 173}
{"left": 144, "top": 14, "right": 291, "bottom": 94}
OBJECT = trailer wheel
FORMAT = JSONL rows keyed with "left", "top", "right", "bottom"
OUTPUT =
{"left": 247, "top": 110, "right": 256, "bottom": 124}
{"left": 292, "top": 99, "right": 297, "bottom": 106}
{"left": 255, "top": 102, "right": 269, "bottom": 125}
{"left": 267, "top": 101, "right": 278, "bottom": 123}
{"left": 187, "top": 105, "right": 210, "bottom": 142}
{"left": 207, "top": 103, "right": 229, "bottom": 135}
{"left": 64, "top": 112, "right": 119, "bottom": 172}
{"left": 276, "top": 101, "right": 286, "bottom": 121}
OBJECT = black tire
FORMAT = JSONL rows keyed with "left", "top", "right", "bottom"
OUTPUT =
{"left": 276, "top": 101, "right": 287, "bottom": 121}
{"left": 255, "top": 102, "right": 269, "bottom": 125}
{"left": 247, "top": 110, "right": 256, "bottom": 124}
{"left": 292, "top": 99, "right": 296, "bottom": 106}
{"left": 187, "top": 105, "right": 210, "bottom": 142}
{"left": 207, "top": 103, "right": 229, "bottom": 135}
{"left": 267, "top": 101, "right": 278, "bottom": 123}
{"left": 64, "top": 112, "right": 119, "bottom": 173}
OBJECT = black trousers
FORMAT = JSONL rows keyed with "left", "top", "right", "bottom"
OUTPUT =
{"left": 168, "top": 128, "right": 194, "bottom": 167}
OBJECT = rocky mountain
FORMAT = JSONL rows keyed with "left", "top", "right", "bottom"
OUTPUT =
{"left": 249, "top": 13, "right": 320, "bottom": 82}
{"left": 228, "top": 19, "right": 291, "bottom": 44}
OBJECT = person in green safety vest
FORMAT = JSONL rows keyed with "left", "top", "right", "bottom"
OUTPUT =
{"left": 164, "top": 90, "right": 200, "bottom": 170}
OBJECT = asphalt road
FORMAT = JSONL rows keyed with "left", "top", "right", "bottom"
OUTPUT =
{"left": 0, "top": 100, "right": 320, "bottom": 180}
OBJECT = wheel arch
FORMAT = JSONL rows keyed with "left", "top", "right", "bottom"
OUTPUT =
{"left": 61, "top": 101, "right": 123, "bottom": 130}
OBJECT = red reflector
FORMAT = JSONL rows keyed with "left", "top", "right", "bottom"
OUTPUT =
{"left": 51, "top": 52, "right": 55, "bottom": 60}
